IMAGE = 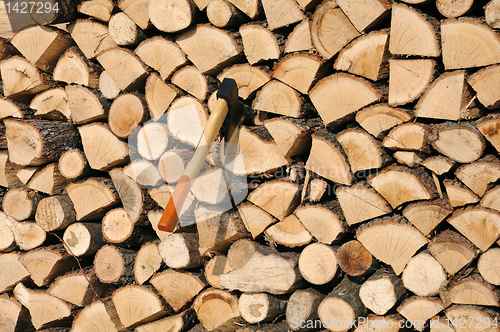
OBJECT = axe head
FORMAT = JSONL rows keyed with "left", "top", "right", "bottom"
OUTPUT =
{"left": 217, "top": 78, "right": 244, "bottom": 162}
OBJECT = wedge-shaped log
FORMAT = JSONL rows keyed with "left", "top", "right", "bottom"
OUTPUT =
{"left": 218, "top": 64, "right": 271, "bottom": 100}
{"left": 337, "top": 0, "right": 390, "bottom": 32}
{"left": 264, "top": 214, "right": 313, "bottom": 248}
{"left": 78, "top": 0, "right": 114, "bottom": 22}
{"left": 359, "top": 269, "right": 405, "bottom": 315}
{"left": 429, "top": 123, "right": 485, "bottom": 163}
{"left": 135, "top": 37, "right": 187, "bottom": 80}
{"left": 337, "top": 240, "right": 377, "bottom": 277}
{"left": 261, "top": 0, "right": 304, "bottom": 30}
{"left": 356, "top": 216, "right": 428, "bottom": 275}
{"left": 0, "top": 253, "right": 30, "bottom": 293}
{"left": 118, "top": 0, "right": 151, "bottom": 29}
{"left": 476, "top": 115, "right": 500, "bottom": 154}
{"left": 66, "top": 85, "right": 108, "bottom": 125}
{"left": 48, "top": 268, "right": 103, "bottom": 307}
{"left": 135, "top": 310, "right": 197, "bottom": 332}
{"left": 171, "top": 65, "right": 208, "bottom": 101}
{"left": 478, "top": 248, "right": 500, "bottom": 286}
{"left": 167, "top": 96, "right": 209, "bottom": 147}
{"left": 422, "top": 156, "right": 456, "bottom": 176}
{"left": 388, "top": 59, "right": 435, "bottom": 106}
{"left": 0, "top": 213, "right": 16, "bottom": 252}
{"left": 239, "top": 24, "right": 280, "bottom": 65}
{"left": 481, "top": 185, "right": 500, "bottom": 212}
{"left": 68, "top": 19, "right": 117, "bottom": 59}
{"left": 445, "top": 305, "right": 500, "bottom": 332}
{"left": 455, "top": 155, "right": 500, "bottom": 197}
{"left": 2, "top": 213, "right": 46, "bottom": 251}
{"left": 134, "top": 242, "right": 163, "bottom": 285}
{"left": 97, "top": 48, "right": 148, "bottom": 91}
{"left": 192, "top": 288, "right": 241, "bottom": 331}
{"left": 403, "top": 200, "right": 452, "bottom": 236}
{"left": 264, "top": 117, "right": 319, "bottom": 158}
{"left": 247, "top": 179, "right": 300, "bottom": 221}
{"left": 228, "top": 0, "right": 258, "bottom": 18}
{"left": 441, "top": 274, "right": 500, "bottom": 307}
{"left": 444, "top": 179, "right": 480, "bottom": 208}
{"left": 53, "top": 46, "right": 101, "bottom": 88}
{"left": 237, "top": 202, "right": 277, "bottom": 239}
{"left": 30, "top": 88, "right": 71, "bottom": 120}
{"left": 67, "top": 177, "right": 119, "bottom": 221}
{"left": 398, "top": 297, "right": 445, "bottom": 332}
{"left": 145, "top": 73, "right": 179, "bottom": 119}
{"left": 28, "top": 163, "right": 67, "bottom": 195}
{"left": 428, "top": 230, "right": 478, "bottom": 276}
{"left": 71, "top": 300, "right": 117, "bottom": 332}
{"left": 0, "top": 56, "right": 53, "bottom": 99}
{"left": 273, "top": 53, "right": 326, "bottom": 94}
{"left": 294, "top": 201, "right": 345, "bottom": 244}
{"left": 356, "top": 104, "right": 413, "bottom": 139}
{"left": 285, "top": 19, "right": 314, "bottom": 54}
{"left": 253, "top": 80, "right": 303, "bottom": 117}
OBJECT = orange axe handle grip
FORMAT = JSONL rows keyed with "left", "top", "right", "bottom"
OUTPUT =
{"left": 157, "top": 175, "right": 191, "bottom": 232}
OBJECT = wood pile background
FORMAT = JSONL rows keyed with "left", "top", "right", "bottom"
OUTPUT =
{"left": 1, "top": 0, "right": 500, "bottom": 331}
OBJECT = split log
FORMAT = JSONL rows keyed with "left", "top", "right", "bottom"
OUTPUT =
{"left": 58, "top": 150, "right": 89, "bottom": 180}
{"left": 302, "top": 173, "right": 328, "bottom": 203}
{"left": 443, "top": 179, "right": 480, "bottom": 208}
{"left": 135, "top": 122, "right": 170, "bottom": 162}
{"left": 47, "top": 268, "right": 103, "bottom": 307}
{"left": 389, "top": 3, "right": 440, "bottom": 57}
{"left": 285, "top": 19, "right": 314, "bottom": 54}
{"left": 135, "top": 37, "right": 187, "bottom": 80}
{"left": 134, "top": 241, "right": 163, "bottom": 285}
{"left": 0, "top": 98, "right": 23, "bottom": 120}
{"left": 67, "top": 19, "right": 117, "bottom": 59}
{"left": 447, "top": 206, "right": 500, "bottom": 251}
{"left": 167, "top": 96, "right": 208, "bottom": 147}
{"left": 273, "top": 53, "right": 326, "bottom": 94}
{"left": 0, "top": 212, "right": 16, "bottom": 252}
{"left": 118, "top": 0, "right": 151, "bottom": 29}
{"left": 150, "top": 269, "right": 205, "bottom": 312}
{"left": 238, "top": 24, "right": 279, "bottom": 65}
{"left": 261, "top": 0, "right": 304, "bottom": 31}
{"left": 336, "top": 241, "right": 376, "bottom": 279}
{"left": 11, "top": 25, "right": 73, "bottom": 73}
{"left": 99, "top": 70, "right": 120, "bottom": 99}
{"left": 176, "top": 24, "right": 242, "bottom": 75}
{"left": 239, "top": 292, "right": 286, "bottom": 324}
{"left": 397, "top": 297, "right": 445, "bottom": 332}
{"left": 310, "top": 73, "right": 381, "bottom": 127}
{"left": 78, "top": 123, "right": 129, "bottom": 171}
{"left": 145, "top": 73, "right": 180, "bottom": 119}
{"left": 286, "top": 288, "right": 325, "bottom": 331}
{"left": 355, "top": 104, "right": 413, "bottom": 139}
{"left": 30, "top": 88, "right": 71, "bottom": 120}
{"left": 486, "top": 0, "right": 500, "bottom": 29}
{"left": 192, "top": 288, "right": 240, "bottom": 331}
{"left": 171, "top": 65, "right": 208, "bottom": 101}
{"left": 402, "top": 200, "right": 452, "bottom": 236}
{"left": 359, "top": 269, "right": 405, "bottom": 315}
{"left": 388, "top": 59, "right": 436, "bottom": 106}
{"left": 2, "top": 213, "right": 46, "bottom": 251}
{"left": 445, "top": 305, "right": 500, "bottom": 332}
{"left": 0, "top": 253, "right": 30, "bottom": 293}
{"left": 148, "top": 0, "right": 195, "bottom": 33}
{"left": 429, "top": 123, "right": 485, "bottom": 163}
{"left": 253, "top": 80, "right": 303, "bottom": 118}
{"left": 207, "top": 0, "right": 244, "bottom": 28}
{"left": 13, "top": 283, "right": 72, "bottom": 330}
{"left": 94, "top": 245, "right": 136, "bottom": 285}
{"left": 135, "top": 309, "right": 197, "bottom": 332}
{"left": 455, "top": 155, "right": 500, "bottom": 197}
{"left": 298, "top": 243, "right": 338, "bottom": 285}
{"left": 19, "top": 245, "right": 77, "bottom": 287}
{"left": 53, "top": 46, "right": 101, "bottom": 88}
{"left": 335, "top": 30, "right": 390, "bottom": 82}
{"left": 112, "top": 285, "right": 168, "bottom": 328}
{"left": 109, "top": 12, "right": 145, "bottom": 46}
{"left": 318, "top": 276, "right": 366, "bottom": 332}
{"left": 478, "top": 247, "right": 500, "bottom": 286}
{"left": 70, "top": 300, "right": 117, "bottom": 332}
{"left": 401, "top": 251, "right": 447, "bottom": 297}
{"left": 96, "top": 48, "right": 148, "bottom": 91}
{"left": 63, "top": 222, "right": 104, "bottom": 256}
{"left": 78, "top": 0, "right": 114, "bottom": 22}
{"left": 393, "top": 151, "right": 425, "bottom": 168}
{"left": 16, "top": 167, "right": 38, "bottom": 185}
{"left": 158, "top": 233, "right": 203, "bottom": 269}
{"left": 264, "top": 214, "right": 313, "bottom": 248}
{"left": 422, "top": 156, "right": 456, "bottom": 175}
{"left": 441, "top": 18, "right": 500, "bottom": 70}
{"left": 237, "top": 202, "right": 277, "bottom": 238}
{"left": 123, "top": 160, "right": 163, "bottom": 188}
{"left": 35, "top": 195, "right": 76, "bottom": 232}
{"left": 356, "top": 216, "right": 428, "bottom": 275}
{"left": 477, "top": 114, "right": 500, "bottom": 154}
{"left": 441, "top": 274, "right": 500, "bottom": 307}
{"left": 66, "top": 84, "right": 108, "bottom": 124}
{"left": 310, "top": 0, "right": 359, "bottom": 59}
{"left": 228, "top": 0, "right": 259, "bottom": 18}
{"left": 108, "top": 93, "right": 146, "bottom": 139}
{"left": 294, "top": 202, "right": 345, "bottom": 244}
{"left": 3, "top": 188, "right": 40, "bottom": 221}
{"left": 27, "top": 163, "right": 67, "bottom": 195}
{"left": 337, "top": 0, "right": 391, "bottom": 32}
{"left": 218, "top": 64, "right": 271, "bottom": 100}
{"left": 66, "top": 177, "right": 119, "bottom": 220}
{"left": 0, "top": 152, "right": 24, "bottom": 188}
{"left": 382, "top": 123, "right": 430, "bottom": 151}
{"left": 247, "top": 179, "right": 300, "bottom": 221}
{"left": 481, "top": 185, "right": 500, "bottom": 212}
{"left": 305, "top": 129, "right": 353, "bottom": 184}
{"left": 0, "top": 56, "right": 53, "bottom": 99}
{"left": 368, "top": 165, "right": 438, "bottom": 209}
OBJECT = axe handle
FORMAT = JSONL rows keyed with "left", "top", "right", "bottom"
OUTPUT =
{"left": 158, "top": 98, "right": 230, "bottom": 232}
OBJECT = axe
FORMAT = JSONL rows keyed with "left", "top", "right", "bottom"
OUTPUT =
{"left": 158, "top": 78, "right": 242, "bottom": 232}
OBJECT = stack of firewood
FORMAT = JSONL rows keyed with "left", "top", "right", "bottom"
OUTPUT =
{"left": 1, "top": 0, "right": 500, "bottom": 331}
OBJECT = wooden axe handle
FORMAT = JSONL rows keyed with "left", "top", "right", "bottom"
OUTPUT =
{"left": 158, "top": 98, "right": 229, "bottom": 232}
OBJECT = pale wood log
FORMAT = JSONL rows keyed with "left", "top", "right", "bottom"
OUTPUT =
{"left": 11, "top": 25, "right": 73, "bottom": 73}
{"left": 63, "top": 222, "right": 104, "bottom": 257}
{"left": 228, "top": 0, "right": 259, "bottom": 18}
{"left": 273, "top": 53, "right": 326, "bottom": 94}
{"left": 148, "top": 0, "right": 195, "bottom": 33}
{"left": 16, "top": 167, "right": 38, "bottom": 185}
{"left": 0, "top": 56, "right": 53, "bottom": 99}
{"left": 264, "top": 213, "right": 313, "bottom": 248}
{"left": 481, "top": 185, "right": 500, "bottom": 212}
{"left": 478, "top": 247, "right": 500, "bottom": 286}
{"left": 286, "top": 288, "right": 325, "bottom": 331}
{"left": 310, "top": 0, "right": 359, "bottom": 59}
{"left": 247, "top": 179, "right": 300, "bottom": 221}
{"left": 66, "top": 84, "right": 108, "bottom": 125}
{"left": 204, "top": 255, "right": 234, "bottom": 289}
{"left": 108, "top": 93, "right": 146, "bottom": 139}
{"left": 429, "top": 123, "right": 485, "bottom": 163}
{"left": 302, "top": 172, "right": 328, "bottom": 203}
{"left": 441, "top": 274, "right": 500, "bottom": 307}
{"left": 1, "top": 213, "right": 46, "bottom": 251}
{"left": 135, "top": 37, "right": 187, "bottom": 80}
{"left": 78, "top": 0, "right": 114, "bottom": 22}
{"left": 96, "top": 47, "right": 148, "bottom": 91}
{"left": 94, "top": 244, "right": 135, "bottom": 285}
{"left": 135, "top": 309, "right": 197, "bottom": 332}
{"left": 159, "top": 233, "right": 203, "bottom": 269}
{"left": 402, "top": 251, "right": 447, "bottom": 297}
{"left": 218, "top": 64, "right": 271, "bottom": 100}
{"left": 30, "top": 88, "right": 71, "bottom": 120}
{"left": 13, "top": 283, "right": 72, "bottom": 330}
{"left": 58, "top": 150, "right": 89, "bottom": 180}
{"left": 135, "top": 122, "right": 169, "bottom": 162}
{"left": 0, "top": 211, "right": 16, "bottom": 252}
{"left": 109, "top": 12, "right": 145, "bottom": 46}
{"left": 66, "top": 177, "right": 119, "bottom": 221}
{"left": 447, "top": 206, "right": 500, "bottom": 251}
{"left": 356, "top": 103, "right": 414, "bottom": 139}
{"left": 70, "top": 300, "right": 118, "bottom": 332}
{"left": 78, "top": 123, "right": 129, "bottom": 171}
{"left": 335, "top": 30, "right": 390, "bottom": 81}
{"left": 455, "top": 155, "right": 500, "bottom": 197}
{"left": 134, "top": 241, "right": 163, "bottom": 285}
{"left": 67, "top": 19, "right": 117, "bottom": 59}
{"left": 99, "top": 70, "right": 120, "bottom": 99}
{"left": 397, "top": 297, "right": 445, "bottom": 331}
{"left": 237, "top": 202, "right": 277, "bottom": 238}
{"left": 0, "top": 253, "right": 30, "bottom": 293}
{"left": 53, "top": 46, "right": 101, "bottom": 88}
{"left": 402, "top": 200, "right": 452, "bottom": 236}
{"left": 468, "top": 66, "right": 500, "bottom": 111}
{"left": 118, "top": 0, "right": 151, "bottom": 29}
{"left": 157, "top": 149, "right": 193, "bottom": 185}
{"left": 356, "top": 215, "right": 428, "bottom": 275}
{"left": 298, "top": 243, "right": 338, "bottom": 285}
{"left": 337, "top": 240, "right": 377, "bottom": 277}
{"left": 207, "top": 0, "right": 244, "bottom": 28}
{"left": 285, "top": 19, "right": 314, "bottom": 53}
{"left": 167, "top": 96, "right": 209, "bottom": 147}
{"left": 192, "top": 288, "right": 240, "bottom": 331}
{"left": 253, "top": 80, "right": 303, "bottom": 117}
{"left": 337, "top": 0, "right": 391, "bottom": 33}
{"left": 443, "top": 179, "right": 480, "bottom": 208}
{"left": 123, "top": 160, "right": 163, "bottom": 188}
{"left": 0, "top": 98, "right": 23, "bottom": 120}
{"left": 35, "top": 195, "right": 76, "bottom": 232}
{"left": 145, "top": 73, "right": 179, "bottom": 119}
{"left": 3, "top": 188, "right": 40, "bottom": 221}
{"left": 305, "top": 128, "right": 353, "bottom": 184}
{"left": 112, "top": 285, "right": 167, "bottom": 328}
{"left": 486, "top": 0, "right": 500, "bottom": 29}
{"left": 48, "top": 268, "right": 103, "bottom": 307}
{"left": 445, "top": 305, "right": 500, "bottom": 332}
{"left": 422, "top": 156, "right": 456, "bottom": 175}
{"left": 239, "top": 292, "right": 286, "bottom": 324}
{"left": 388, "top": 59, "right": 436, "bottom": 106}
{"left": 151, "top": 269, "right": 205, "bottom": 312}
{"left": 368, "top": 165, "right": 438, "bottom": 208}
{"left": 393, "top": 151, "right": 425, "bottom": 168}
{"left": 102, "top": 208, "right": 155, "bottom": 245}
{"left": 260, "top": 0, "right": 304, "bottom": 31}
{"left": 359, "top": 269, "right": 405, "bottom": 315}
{"left": 318, "top": 275, "right": 366, "bottom": 332}
{"left": 389, "top": 3, "right": 440, "bottom": 57}
{"left": 310, "top": 73, "right": 381, "bottom": 126}
{"left": 171, "top": 65, "right": 208, "bottom": 101}
{"left": 176, "top": 24, "right": 242, "bottom": 75}
{"left": 0, "top": 293, "right": 33, "bottom": 332}
{"left": 294, "top": 201, "right": 346, "bottom": 244}
{"left": 19, "top": 244, "right": 77, "bottom": 287}
{"left": 27, "top": 163, "right": 67, "bottom": 195}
